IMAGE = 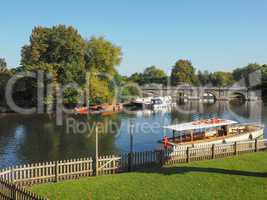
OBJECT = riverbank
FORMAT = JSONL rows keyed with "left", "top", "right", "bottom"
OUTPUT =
{"left": 30, "top": 151, "right": 267, "bottom": 200}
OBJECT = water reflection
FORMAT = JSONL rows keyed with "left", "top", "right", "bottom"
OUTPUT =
{"left": 0, "top": 101, "right": 266, "bottom": 168}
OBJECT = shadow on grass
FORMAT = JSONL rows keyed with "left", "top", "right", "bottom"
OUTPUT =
{"left": 135, "top": 166, "right": 267, "bottom": 178}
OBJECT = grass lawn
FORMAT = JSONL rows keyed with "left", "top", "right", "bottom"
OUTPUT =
{"left": 30, "top": 152, "right": 267, "bottom": 200}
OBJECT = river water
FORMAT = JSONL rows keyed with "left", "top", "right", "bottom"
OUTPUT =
{"left": 0, "top": 101, "right": 266, "bottom": 168}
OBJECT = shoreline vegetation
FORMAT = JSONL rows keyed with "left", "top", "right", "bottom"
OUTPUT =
{"left": 29, "top": 151, "right": 267, "bottom": 200}
{"left": 0, "top": 25, "right": 266, "bottom": 114}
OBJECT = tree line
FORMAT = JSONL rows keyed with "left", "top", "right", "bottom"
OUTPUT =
{"left": 128, "top": 60, "right": 267, "bottom": 95}
{"left": 0, "top": 24, "right": 267, "bottom": 111}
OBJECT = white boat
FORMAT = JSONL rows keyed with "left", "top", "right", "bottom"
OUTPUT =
{"left": 150, "top": 96, "right": 176, "bottom": 110}
{"left": 163, "top": 118, "right": 264, "bottom": 149}
{"left": 132, "top": 97, "right": 153, "bottom": 109}
{"left": 132, "top": 96, "right": 176, "bottom": 110}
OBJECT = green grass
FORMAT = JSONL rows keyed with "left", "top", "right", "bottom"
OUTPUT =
{"left": 30, "top": 152, "right": 267, "bottom": 200}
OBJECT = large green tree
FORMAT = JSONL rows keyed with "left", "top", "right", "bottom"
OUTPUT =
{"left": 171, "top": 59, "right": 197, "bottom": 85}
{"left": 85, "top": 36, "right": 122, "bottom": 76}
{"left": 143, "top": 66, "right": 167, "bottom": 84}
{"left": 209, "top": 71, "right": 234, "bottom": 87}
{"left": 20, "top": 25, "right": 87, "bottom": 106}
{"left": 233, "top": 63, "right": 267, "bottom": 100}
{"left": 88, "top": 73, "right": 114, "bottom": 105}
{"left": 21, "top": 25, "right": 86, "bottom": 84}
{"left": 197, "top": 70, "right": 210, "bottom": 86}
{"left": 128, "top": 66, "right": 167, "bottom": 85}
{"left": 85, "top": 37, "right": 122, "bottom": 104}
{"left": 128, "top": 72, "right": 144, "bottom": 85}
{"left": 233, "top": 63, "right": 262, "bottom": 87}
{"left": 19, "top": 26, "right": 124, "bottom": 106}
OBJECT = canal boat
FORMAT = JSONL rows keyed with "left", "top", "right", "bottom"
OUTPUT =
{"left": 162, "top": 118, "right": 264, "bottom": 149}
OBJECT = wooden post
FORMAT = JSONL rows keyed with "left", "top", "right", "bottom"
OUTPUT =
{"left": 95, "top": 126, "right": 99, "bottom": 176}
{"left": 255, "top": 139, "right": 258, "bottom": 152}
{"left": 10, "top": 167, "right": 14, "bottom": 183}
{"left": 55, "top": 161, "right": 58, "bottom": 182}
{"left": 128, "top": 152, "right": 132, "bottom": 172}
{"left": 234, "top": 142, "right": 238, "bottom": 155}
{"left": 159, "top": 149, "right": 165, "bottom": 166}
{"left": 12, "top": 184, "right": 18, "bottom": 200}
{"left": 186, "top": 147, "right": 191, "bottom": 163}
{"left": 211, "top": 144, "right": 215, "bottom": 159}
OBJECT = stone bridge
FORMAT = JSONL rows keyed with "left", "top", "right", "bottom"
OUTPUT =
{"left": 141, "top": 84, "right": 261, "bottom": 101}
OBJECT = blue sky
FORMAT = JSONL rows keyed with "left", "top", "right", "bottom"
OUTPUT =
{"left": 1, "top": 0, "right": 267, "bottom": 75}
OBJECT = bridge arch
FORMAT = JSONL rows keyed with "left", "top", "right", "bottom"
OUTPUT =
{"left": 203, "top": 89, "right": 220, "bottom": 101}
{"left": 202, "top": 92, "right": 217, "bottom": 102}
{"left": 229, "top": 92, "right": 246, "bottom": 102}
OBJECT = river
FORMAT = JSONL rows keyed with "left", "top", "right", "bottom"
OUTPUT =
{"left": 0, "top": 101, "right": 266, "bottom": 168}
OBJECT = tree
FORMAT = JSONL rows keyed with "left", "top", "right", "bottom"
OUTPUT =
{"left": 21, "top": 25, "right": 86, "bottom": 84}
{"left": 233, "top": 63, "right": 267, "bottom": 100}
{"left": 209, "top": 71, "right": 234, "bottom": 87}
{"left": 233, "top": 63, "right": 261, "bottom": 87}
{"left": 84, "top": 37, "right": 122, "bottom": 104}
{"left": 85, "top": 36, "right": 122, "bottom": 76}
{"left": 128, "top": 66, "right": 167, "bottom": 85}
{"left": 0, "top": 59, "right": 11, "bottom": 105}
{"left": 197, "top": 70, "right": 211, "bottom": 86}
{"left": 0, "top": 58, "right": 7, "bottom": 72}
{"left": 171, "top": 59, "right": 197, "bottom": 85}
{"left": 119, "top": 83, "right": 141, "bottom": 102}
{"left": 143, "top": 66, "right": 167, "bottom": 84}
{"left": 88, "top": 74, "right": 113, "bottom": 105}
{"left": 128, "top": 72, "right": 144, "bottom": 85}
{"left": 261, "top": 64, "right": 267, "bottom": 100}
{"left": 20, "top": 25, "right": 88, "bottom": 106}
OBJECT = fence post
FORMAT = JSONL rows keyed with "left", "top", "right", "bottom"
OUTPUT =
{"left": 211, "top": 144, "right": 215, "bottom": 159}
{"left": 10, "top": 167, "right": 14, "bottom": 183}
{"left": 159, "top": 150, "right": 165, "bottom": 166}
{"left": 12, "top": 184, "right": 18, "bottom": 200}
{"left": 186, "top": 147, "right": 191, "bottom": 163}
{"left": 95, "top": 126, "right": 99, "bottom": 176}
{"left": 55, "top": 161, "right": 58, "bottom": 182}
{"left": 128, "top": 152, "right": 133, "bottom": 172}
{"left": 234, "top": 142, "right": 238, "bottom": 155}
{"left": 255, "top": 139, "right": 258, "bottom": 152}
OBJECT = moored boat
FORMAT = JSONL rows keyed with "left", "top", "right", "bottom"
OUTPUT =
{"left": 150, "top": 96, "right": 176, "bottom": 110}
{"left": 162, "top": 118, "right": 264, "bottom": 149}
{"left": 132, "top": 96, "right": 176, "bottom": 110}
{"left": 131, "top": 97, "right": 153, "bottom": 109}
{"left": 74, "top": 107, "right": 89, "bottom": 114}
{"left": 74, "top": 103, "right": 123, "bottom": 115}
